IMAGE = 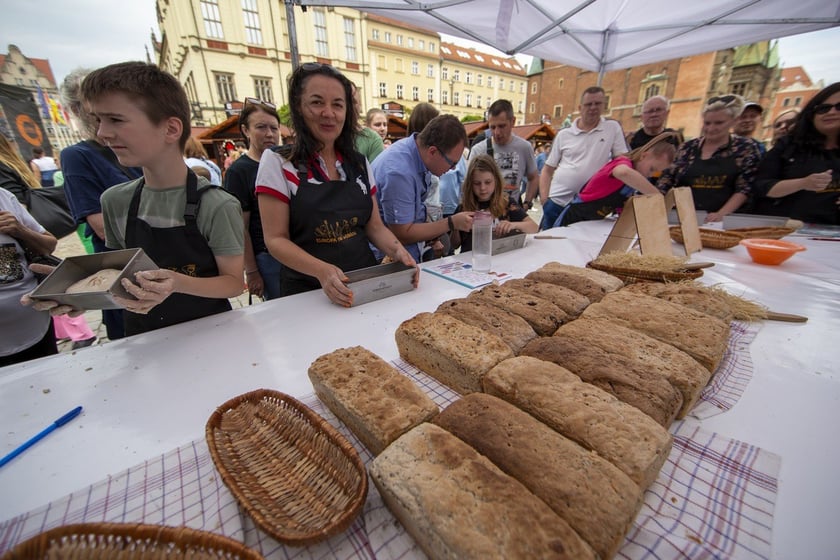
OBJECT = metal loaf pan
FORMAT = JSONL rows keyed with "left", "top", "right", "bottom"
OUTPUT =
{"left": 344, "top": 261, "right": 416, "bottom": 307}
{"left": 723, "top": 213, "right": 789, "bottom": 229}
{"left": 29, "top": 248, "right": 158, "bottom": 310}
{"left": 492, "top": 232, "right": 526, "bottom": 255}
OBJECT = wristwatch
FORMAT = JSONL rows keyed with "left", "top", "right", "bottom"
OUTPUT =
{"left": 523, "top": 199, "right": 534, "bottom": 210}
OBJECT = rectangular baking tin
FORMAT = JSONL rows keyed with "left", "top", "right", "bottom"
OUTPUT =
{"left": 723, "top": 213, "right": 788, "bottom": 229}
{"left": 345, "top": 261, "right": 416, "bottom": 307}
{"left": 492, "top": 232, "right": 526, "bottom": 255}
{"left": 29, "top": 248, "right": 158, "bottom": 310}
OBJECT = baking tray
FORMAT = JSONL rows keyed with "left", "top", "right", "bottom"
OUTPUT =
{"left": 723, "top": 213, "right": 788, "bottom": 229}
{"left": 492, "top": 232, "right": 526, "bottom": 255}
{"left": 29, "top": 248, "right": 158, "bottom": 310}
{"left": 345, "top": 261, "right": 416, "bottom": 306}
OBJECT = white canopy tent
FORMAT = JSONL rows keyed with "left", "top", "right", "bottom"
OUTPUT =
{"left": 288, "top": 0, "right": 840, "bottom": 78}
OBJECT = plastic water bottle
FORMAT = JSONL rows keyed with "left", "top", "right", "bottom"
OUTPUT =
{"left": 472, "top": 210, "right": 493, "bottom": 273}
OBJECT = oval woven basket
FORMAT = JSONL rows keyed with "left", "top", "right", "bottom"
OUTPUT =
{"left": 726, "top": 226, "right": 796, "bottom": 239}
{"left": 587, "top": 260, "right": 704, "bottom": 283}
{"left": 205, "top": 389, "right": 367, "bottom": 547}
{"left": 670, "top": 226, "right": 744, "bottom": 249}
{"left": 1, "top": 522, "right": 263, "bottom": 560}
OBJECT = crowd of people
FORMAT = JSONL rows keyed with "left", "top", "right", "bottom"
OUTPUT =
{"left": 1, "top": 57, "right": 837, "bottom": 366}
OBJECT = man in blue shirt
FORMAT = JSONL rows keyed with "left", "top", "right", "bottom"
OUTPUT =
{"left": 372, "top": 114, "right": 474, "bottom": 262}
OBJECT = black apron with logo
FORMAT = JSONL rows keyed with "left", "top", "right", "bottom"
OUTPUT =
{"left": 680, "top": 141, "right": 740, "bottom": 211}
{"left": 281, "top": 155, "right": 378, "bottom": 296}
{"left": 123, "top": 171, "right": 231, "bottom": 336}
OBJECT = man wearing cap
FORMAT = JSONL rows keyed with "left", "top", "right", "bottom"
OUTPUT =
{"left": 628, "top": 95, "right": 676, "bottom": 149}
{"left": 734, "top": 102, "right": 767, "bottom": 155}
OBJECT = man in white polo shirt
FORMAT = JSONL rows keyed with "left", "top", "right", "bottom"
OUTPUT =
{"left": 538, "top": 86, "right": 627, "bottom": 229}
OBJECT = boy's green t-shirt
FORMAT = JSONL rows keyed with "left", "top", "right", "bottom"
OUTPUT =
{"left": 101, "top": 176, "right": 244, "bottom": 255}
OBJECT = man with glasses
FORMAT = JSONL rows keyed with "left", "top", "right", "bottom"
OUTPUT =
{"left": 538, "top": 86, "right": 628, "bottom": 230}
{"left": 629, "top": 95, "right": 676, "bottom": 149}
{"left": 372, "top": 114, "right": 475, "bottom": 262}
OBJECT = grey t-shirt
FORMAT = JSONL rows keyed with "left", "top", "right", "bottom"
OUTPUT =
{"left": 468, "top": 135, "right": 537, "bottom": 192}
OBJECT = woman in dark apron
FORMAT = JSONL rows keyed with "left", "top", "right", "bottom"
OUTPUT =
{"left": 657, "top": 95, "right": 762, "bottom": 222}
{"left": 256, "top": 63, "right": 416, "bottom": 307}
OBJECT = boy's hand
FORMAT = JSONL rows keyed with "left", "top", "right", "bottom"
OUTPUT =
{"left": 20, "top": 266, "right": 86, "bottom": 318}
{"left": 115, "top": 269, "right": 175, "bottom": 314}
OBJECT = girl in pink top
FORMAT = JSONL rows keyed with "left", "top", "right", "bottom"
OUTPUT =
{"left": 555, "top": 132, "right": 678, "bottom": 227}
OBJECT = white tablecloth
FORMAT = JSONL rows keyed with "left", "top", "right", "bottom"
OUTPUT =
{"left": 1, "top": 222, "right": 839, "bottom": 559}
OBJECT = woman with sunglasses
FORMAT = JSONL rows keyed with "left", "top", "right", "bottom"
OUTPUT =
{"left": 223, "top": 97, "right": 283, "bottom": 300}
{"left": 753, "top": 82, "right": 840, "bottom": 224}
{"left": 256, "top": 63, "right": 416, "bottom": 307}
{"left": 657, "top": 94, "right": 762, "bottom": 222}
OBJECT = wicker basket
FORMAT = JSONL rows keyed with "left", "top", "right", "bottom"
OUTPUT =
{"left": 1, "top": 522, "right": 263, "bottom": 560}
{"left": 726, "top": 226, "right": 796, "bottom": 239}
{"left": 587, "top": 260, "right": 704, "bottom": 283}
{"left": 205, "top": 389, "right": 367, "bottom": 547}
{"left": 670, "top": 226, "right": 744, "bottom": 249}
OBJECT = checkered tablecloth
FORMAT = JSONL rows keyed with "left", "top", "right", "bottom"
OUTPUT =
{"left": 0, "top": 326, "right": 777, "bottom": 559}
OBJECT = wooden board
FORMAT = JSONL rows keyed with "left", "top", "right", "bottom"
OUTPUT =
{"left": 666, "top": 188, "right": 702, "bottom": 254}
{"left": 599, "top": 194, "right": 672, "bottom": 256}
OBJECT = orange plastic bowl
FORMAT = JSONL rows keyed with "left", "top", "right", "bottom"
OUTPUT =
{"left": 740, "top": 238, "right": 806, "bottom": 265}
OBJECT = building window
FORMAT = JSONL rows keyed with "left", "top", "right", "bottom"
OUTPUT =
{"left": 553, "top": 104, "right": 564, "bottom": 118}
{"left": 411, "top": 61, "right": 419, "bottom": 75}
{"left": 384, "top": 31, "right": 391, "bottom": 43}
{"left": 313, "top": 9, "right": 328, "bottom": 57}
{"left": 378, "top": 55, "right": 386, "bottom": 70}
{"left": 509, "top": 81, "right": 514, "bottom": 92}
{"left": 379, "top": 82, "right": 387, "bottom": 97}
{"left": 644, "top": 84, "right": 660, "bottom": 100}
{"left": 476, "top": 96, "right": 482, "bottom": 108}
{"left": 465, "top": 93, "right": 472, "bottom": 107}
{"left": 427, "top": 88, "right": 435, "bottom": 102}
{"left": 14, "top": 78, "right": 23, "bottom": 86}
{"left": 465, "top": 71, "right": 473, "bottom": 84}
{"left": 519, "top": 82, "right": 525, "bottom": 94}
{"left": 396, "top": 84, "right": 404, "bottom": 99}
{"left": 419, "top": 39, "right": 425, "bottom": 50}
{"left": 499, "top": 78, "right": 505, "bottom": 91}
{"left": 442, "top": 67, "right": 449, "bottom": 80}
{"left": 408, "top": 37, "right": 414, "bottom": 48}
{"left": 343, "top": 18, "right": 357, "bottom": 61}
{"left": 253, "top": 77, "right": 273, "bottom": 103}
{"left": 396, "top": 34, "right": 403, "bottom": 46}
{"left": 453, "top": 92, "right": 460, "bottom": 106}
{"left": 429, "top": 42, "right": 435, "bottom": 52}
{"left": 371, "top": 28, "right": 379, "bottom": 41}
{"left": 412, "top": 86, "right": 419, "bottom": 101}
{"left": 795, "top": 97, "right": 802, "bottom": 106}
{"left": 200, "top": 0, "right": 224, "bottom": 38}
{"left": 529, "top": 102, "right": 535, "bottom": 113}
{"left": 442, "top": 90, "right": 449, "bottom": 105}
{"left": 214, "top": 72, "right": 236, "bottom": 102}
{"left": 558, "top": 78, "right": 564, "bottom": 88}
{"left": 783, "top": 98, "right": 790, "bottom": 107}
{"left": 477, "top": 74, "right": 483, "bottom": 86}
{"left": 487, "top": 76, "right": 493, "bottom": 88}
{"left": 185, "top": 73, "right": 200, "bottom": 105}
{"left": 241, "top": 0, "right": 262, "bottom": 44}
{"left": 453, "top": 69, "right": 460, "bottom": 81}
{"left": 427, "top": 64, "right": 435, "bottom": 78}
{"left": 604, "top": 95, "right": 611, "bottom": 111}
{"left": 395, "top": 58, "right": 404, "bottom": 73}
{"left": 731, "top": 83, "right": 747, "bottom": 97}
{"left": 531, "top": 82, "right": 537, "bottom": 94}
{"left": 517, "top": 100, "right": 523, "bottom": 113}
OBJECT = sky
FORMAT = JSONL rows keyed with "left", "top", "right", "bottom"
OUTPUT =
{"left": 1, "top": 1, "right": 838, "bottom": 89}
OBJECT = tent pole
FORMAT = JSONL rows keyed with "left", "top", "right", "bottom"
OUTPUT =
{"left": 597, "top": 68, "right": 604, "bottom": 86}
{"left": 285, "top": 0, "right": 301, "bottom": 69}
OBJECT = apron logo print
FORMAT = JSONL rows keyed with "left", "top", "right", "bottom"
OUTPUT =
{"left": 315, "top": 218, "right": 360, "bottom": 243}
{"left": 356, "top": 176, "right": 369, "bottom": 195}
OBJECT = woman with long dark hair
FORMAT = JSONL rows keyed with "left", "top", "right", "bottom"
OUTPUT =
{"left": 256, "top": 63, "right": 416, "bottom": 306}
{"left": 753, "top": 82, "right": 840, "bottom": 224}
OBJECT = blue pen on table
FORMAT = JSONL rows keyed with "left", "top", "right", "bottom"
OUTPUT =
{"left": 0, "top": 406, "right": 83, "bottom": 468}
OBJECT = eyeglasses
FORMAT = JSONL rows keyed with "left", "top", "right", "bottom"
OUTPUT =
{"left": 642, "top": 107, "right": 666, "bottom": 115}
{"left": 814, "top": 102, "right": 840, "bottom": 115}
{"left": 243, "top": 97, "right": 276, "bottom": 111}
{"left": 707, "top": 95, "right": 738, "bottom": 106}
{"left": 435, "top": 146, "right": 458, "bottom": 170}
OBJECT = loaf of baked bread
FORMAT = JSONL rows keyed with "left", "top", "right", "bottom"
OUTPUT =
{"left": 467, "top": 283, "right": 568, "bottom": 335}
{"left": 582, "top": 290, "right": 730, "bottom": 372}
{"left": 520, "top": 336, "right": 683, "bottom": 426}
{"left": 555, "top": 318, "right": 711, "bottom": 419}
{"left": 434, "top": 393, "right": 642, "bottom": 559}
{"left": 621, "top": 282, "right": 734, "bottom": 323}
{"left": 483, "top": 356, "right": 672, "bottom": 489}
{"left": 65, "top": 268, "right": 122, "bottom": 293}
{"left": 308, "top": 346, "right": 438, "bottom": 455}
{"left": 369, "top": 423, "right": 597, "bottom": 560}
{"left": 501, "top": 278, "right": 591, "bottom": 317}
{"left": 525, "top": 262, "right": 623, "bottom": 302}
{"left": 435, "top": 298, "right": 537, "bottom": 354}
{"left": 395, "top": 312, "right": 514, "bottom": 394}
